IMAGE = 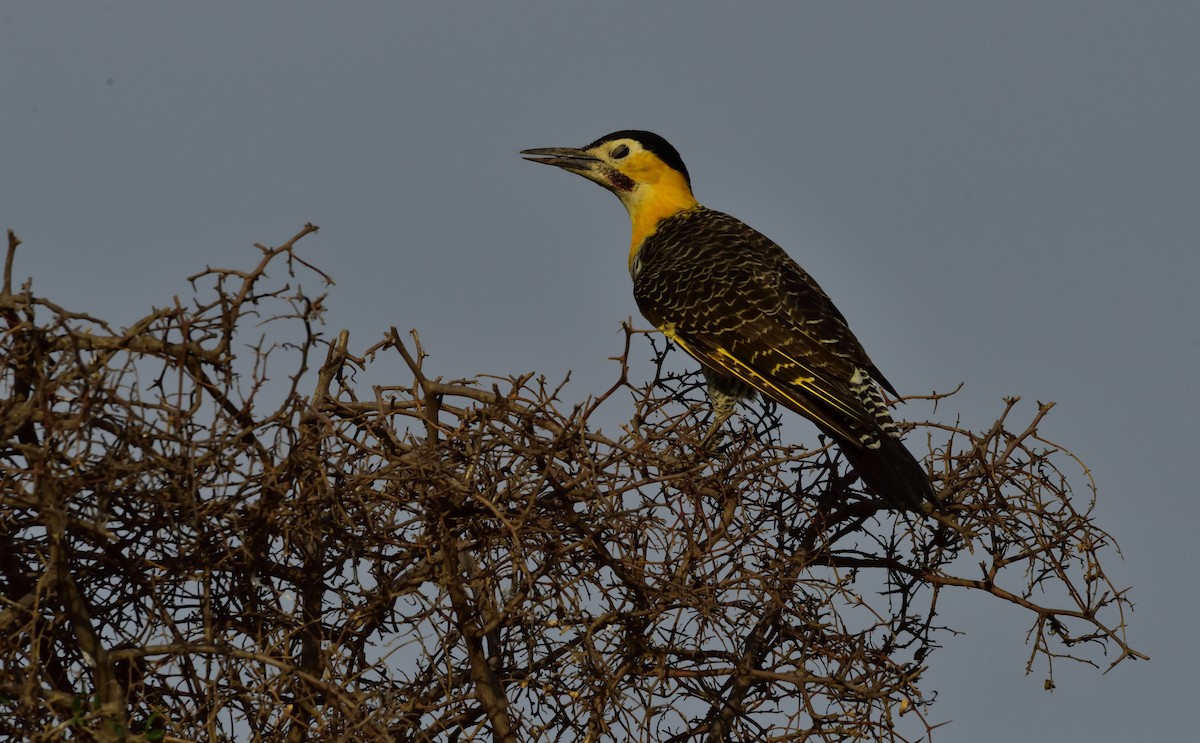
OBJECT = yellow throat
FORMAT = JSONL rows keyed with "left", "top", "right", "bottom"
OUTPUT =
{"left": 619, "top": 151, "right": 699, "bottom": 270}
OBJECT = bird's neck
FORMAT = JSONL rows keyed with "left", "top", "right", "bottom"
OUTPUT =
{"left": 623, "top": 179, "right": 699, "bottom": 271}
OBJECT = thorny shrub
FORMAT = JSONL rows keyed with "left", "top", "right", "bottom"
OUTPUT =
{"left": 0, "top": 226, "right": 1143, "bottom": 742}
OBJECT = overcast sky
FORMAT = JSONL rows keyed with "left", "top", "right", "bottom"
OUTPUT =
{"left": 3, "top": 3, "right": 1197, "bottom": 740}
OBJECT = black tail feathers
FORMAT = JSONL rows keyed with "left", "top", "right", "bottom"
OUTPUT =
{"left": 839, "top": 435, "right": 937, "bottom": 513}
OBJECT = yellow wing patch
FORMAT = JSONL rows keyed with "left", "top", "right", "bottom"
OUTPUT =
{"left": 665, "top": 330, "right": 867, "bottom": 444}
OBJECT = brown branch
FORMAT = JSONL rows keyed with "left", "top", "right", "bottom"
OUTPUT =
{"left": 436, "top": 528, "right": 518, "bottom": 742}
{"left": 0, "top": 226, "right": 1141, "bottom": 742}
{"left": 4, "top": 229, "right": 20, "bottom": 296}
{"left": 44, "top": 491, "right": 128, "bottom": 739}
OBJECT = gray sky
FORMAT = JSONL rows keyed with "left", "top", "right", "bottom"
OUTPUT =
{"left": 4, "top": 2, "right": 1196, "bottom": 740}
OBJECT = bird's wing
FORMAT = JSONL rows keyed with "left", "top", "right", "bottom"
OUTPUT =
{"left": 635, "top": 209, "right": 889, "bottom": 445}
{"left": 662, "top": 315, "right": 875, "bottom": 446}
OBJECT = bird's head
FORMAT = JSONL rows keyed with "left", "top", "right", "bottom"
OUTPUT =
{"left": 523, "top": 130, "right": 699, "bottom": 247}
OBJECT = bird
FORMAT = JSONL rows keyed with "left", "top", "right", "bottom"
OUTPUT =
{"left": 522, "top": 130, "right": 936, "bottom": 512}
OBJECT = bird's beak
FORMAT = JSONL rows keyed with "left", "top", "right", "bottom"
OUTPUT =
{"left": 520, "top": 146, "right": 600, "bottom": 175}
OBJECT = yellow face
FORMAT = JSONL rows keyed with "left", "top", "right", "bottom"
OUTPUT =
{"left": 581, "top": 138, "right": 699, "bottom": 260}
{"left": 522, "top": 133, "right": 700, "bottom": 267}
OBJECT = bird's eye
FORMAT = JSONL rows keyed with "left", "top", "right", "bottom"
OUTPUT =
{"left": 611, "top": 144, "right": 630, "bottom": 159}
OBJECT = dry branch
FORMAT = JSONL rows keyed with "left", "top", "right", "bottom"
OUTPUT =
{"left": 0, "top": 226, "right": 1142, "bottom": 742}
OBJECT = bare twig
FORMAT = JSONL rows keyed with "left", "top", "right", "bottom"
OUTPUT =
{"left": 0, "top": 225, "right": 1141, "bottom": 743}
